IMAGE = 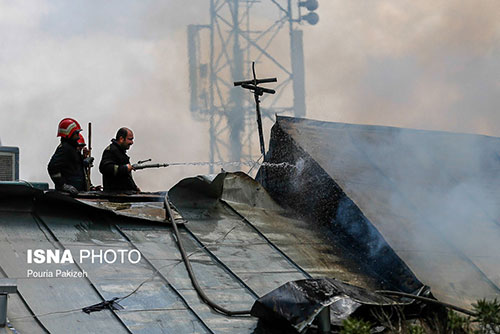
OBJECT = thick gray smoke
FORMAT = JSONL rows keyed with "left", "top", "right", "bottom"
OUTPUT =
{"left": 349, "top": 127, "right": 500, "bottom": 304}
{"left": 305, "top": 1, "right": 500, "bottom": 135}
{"left": 0, "top": 0, "right": 499, "bottom": 191}
{"left": 0, "top": 1, "right": 210, "bottom": 190}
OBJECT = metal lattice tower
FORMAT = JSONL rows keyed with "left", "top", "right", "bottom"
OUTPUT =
{"left": 188, "top": 0, "right": 318, "bottom": 173}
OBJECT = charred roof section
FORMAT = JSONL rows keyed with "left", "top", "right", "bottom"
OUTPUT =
{"left": 261, "top": 116, "right": 500, "bottom": 309}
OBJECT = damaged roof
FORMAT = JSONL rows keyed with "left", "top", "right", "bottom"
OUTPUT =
{"left": 263, "top": 116, "right": 500, "bottom": 310}
{"left": 3, "top": 116, "right": 495, "bottom": 332}
{"left": 0, "top": 172, "right": 377, "bottom": 333}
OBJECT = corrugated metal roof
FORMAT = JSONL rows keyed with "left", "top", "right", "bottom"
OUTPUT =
{"left": 1, "top": 172, "right": 374, "bottom": 333}
{"left": 263, "top": 116, "right": 500, "bottom": 309}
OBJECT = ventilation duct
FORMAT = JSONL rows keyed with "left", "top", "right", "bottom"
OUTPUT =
{"left": 0, "top": 147, "right": 19, "bottom": 181}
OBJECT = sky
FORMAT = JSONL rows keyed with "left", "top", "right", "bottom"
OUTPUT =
{"left": 0, "top": 0, "right": 499, "bottom": 191}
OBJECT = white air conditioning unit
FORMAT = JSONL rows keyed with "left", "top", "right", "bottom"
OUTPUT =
{"left": 0, "top": 147, "right": 19, "bottom": 181}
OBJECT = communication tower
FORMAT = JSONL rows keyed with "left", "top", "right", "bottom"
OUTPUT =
{"left": 188, "top": 0, "right": 319, "bottom": 172}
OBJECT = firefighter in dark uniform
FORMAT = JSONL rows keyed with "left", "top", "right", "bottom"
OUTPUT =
{"left": 48, "top": 118, "right": 87, "bottom": 195}
{"left": 99, "top": 127, "right": 140, "bottom": 193}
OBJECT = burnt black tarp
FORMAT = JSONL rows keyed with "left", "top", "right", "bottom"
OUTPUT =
{"left": 251, "top": 278, "right": 403, "bottom": 333}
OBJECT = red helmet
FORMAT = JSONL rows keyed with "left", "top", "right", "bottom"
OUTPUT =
{"left": 57, "top": 118, "right": 82, "bottom": 138}
{"left": 77, "top": 133, "right": 86, "bottom": 147}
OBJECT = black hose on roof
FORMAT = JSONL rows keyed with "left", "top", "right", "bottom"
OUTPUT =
{"left": 164, "top": 195, "right": 252, "bottom": 316}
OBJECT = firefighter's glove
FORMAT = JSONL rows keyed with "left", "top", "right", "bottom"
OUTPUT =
{"left": 84, "top": 157, "right": 94, "bottom": 167}
{"left": 62, "top": 184, "right": 78, "bottom": 196}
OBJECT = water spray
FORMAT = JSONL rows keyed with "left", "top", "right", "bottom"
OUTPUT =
{"left": 131, "top": 159, "right": 299, "bottom": 171}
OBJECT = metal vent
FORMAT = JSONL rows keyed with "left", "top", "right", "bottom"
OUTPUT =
{"left": 0, "top": 147, "right": 19, "bottom": 181}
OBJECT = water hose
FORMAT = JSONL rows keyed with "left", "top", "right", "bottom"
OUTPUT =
{"left": 164, "top": 195, "right": 252, "bottom": 316}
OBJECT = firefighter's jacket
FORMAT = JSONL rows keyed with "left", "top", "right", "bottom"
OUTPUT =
{"left": 48, "top": 138, "right": 86, "bottom": 191}
{"left": 99, "top": 139, "right": 139, "bottom": 192}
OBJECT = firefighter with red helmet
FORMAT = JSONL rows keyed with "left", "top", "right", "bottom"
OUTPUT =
{"left": 48, "top": 118, "right": 89, "bottom": 194}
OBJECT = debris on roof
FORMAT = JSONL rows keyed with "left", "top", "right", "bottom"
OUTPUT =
{"left": 251, "top": 278, "right": 443, "bottom": 333}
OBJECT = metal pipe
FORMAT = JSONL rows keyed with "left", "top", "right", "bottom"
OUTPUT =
{"left": 0, "top": 294, "right": 7, "bottom": 327}
{"left": 317, "top": 306, "right": 331, "bottom": 334}
{"left": 234, "top": 77, "right": 277, "bottom": 86}
{"left": 230, "top": 0, "right": 244, "bottom": 164}
{"left": 209, "top": 0, "right": 216, "bottom": 174}
{"left": 87, "top": 122, "right": 92, "bottom": 188}
{"left": 0, "top": 279, "right": 17, "bottom": 327}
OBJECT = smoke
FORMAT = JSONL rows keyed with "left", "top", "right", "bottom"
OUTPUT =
{"left": 333, "top": 125, "right": 500, "bottom": 301}
{"left": 305, "top": 0, "right": 500, "bottom": 135}
{"left": 0, "top": 0, "right": 210, "bottom": 190}
{"left": 0, "top": 0, "right": 499, "bottom": 192}
{"left": 273, "top": 115, "right": 500, "bottom": 302}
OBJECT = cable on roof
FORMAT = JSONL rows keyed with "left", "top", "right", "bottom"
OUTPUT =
{"left": 9, "top": 308, "right": 83, "bottom": 321}
{"left": 164, "top": 195, "right": 253, "bottom": 316}
{"left": 376, "top": 290, "right": 476, "bottom": 316}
